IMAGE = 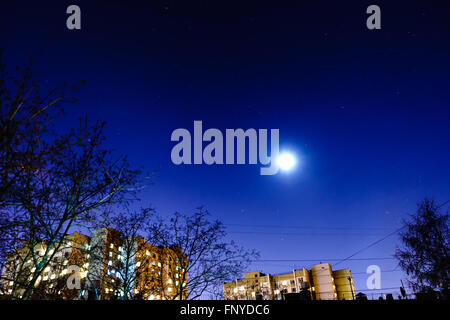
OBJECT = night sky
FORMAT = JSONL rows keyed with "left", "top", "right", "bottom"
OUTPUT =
{"left": 1, "top": 0, "right": 450, "bottom": 297}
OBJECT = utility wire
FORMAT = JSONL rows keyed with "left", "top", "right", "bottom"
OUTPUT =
{"left": 228, "top": 231, "right": 387, "bottom": 236}
{"left": 333, "top": 198, "right": 450, "bottom": 267}
{"left": 333, "top": 227, "right": 405, "bottom": 267}
{"left": 209, "top": 257, "right": 395, "bottom": 262}
{"left": 225, "top": 223, "right": 393, "bottom": 230}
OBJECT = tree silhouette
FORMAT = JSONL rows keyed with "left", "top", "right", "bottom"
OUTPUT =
{"left": 395, "top": 198, "right": 449, "bottom": 296}
{"left": 0, "top": 55, "right": 148, "bottom": 299}
{"left": 149, "top": 207, "right": 259, "bottom": 300}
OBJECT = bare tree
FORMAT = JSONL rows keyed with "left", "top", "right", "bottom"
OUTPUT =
{"left": 0, "top": 53, "right": 85, "bottom": 278}
{"left": 0, "top": 54, "right": 83, "bottom": 205}
{"left": 83, "top": 207, "right": 156, "bottom": 300}
{"left": 0, "top": 56, "right": 149, "bottom": 299}
{"left": 149, "top": 207, "right": 259, "bottom": 300}
{"left": 395, "top": 198, "right": 449, "bottom": 296}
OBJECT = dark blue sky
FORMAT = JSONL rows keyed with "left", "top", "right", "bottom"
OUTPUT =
{"left": 1, "top": 0, "right": 450, "bottom": 297}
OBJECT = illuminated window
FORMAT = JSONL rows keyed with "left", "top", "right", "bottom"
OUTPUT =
{"left": 110, "top": 244, "right": 114, "bottom": 249}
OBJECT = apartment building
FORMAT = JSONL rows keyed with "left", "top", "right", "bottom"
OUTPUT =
{"left": 83, "top": 227, "right": 187, "bottom": 300}
{"left": 223, "top": 263, "right": 356, "bottom": 300}
{"left": 0, "top": 228, "right": 187, "bottom": 300}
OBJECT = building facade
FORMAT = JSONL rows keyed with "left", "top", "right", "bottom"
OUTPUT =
{"left": 223, "top": 263, "right": 356, "bottom": 300}
{"left": 0, "top": 228, "right": 187, "bottom": 300}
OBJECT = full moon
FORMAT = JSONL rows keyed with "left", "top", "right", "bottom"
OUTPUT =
{"left": 277, "top": 152, "right": 296, "bottom": 171}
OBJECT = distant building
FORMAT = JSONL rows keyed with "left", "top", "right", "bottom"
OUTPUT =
{"left": 355, "top": 292, "right": 368, "bottom": 300}
{"left": 0, "top": 228, "right": 187, "bottom": 300}
{"left": 223, "top": 263, "right": 356, "bottom": 300}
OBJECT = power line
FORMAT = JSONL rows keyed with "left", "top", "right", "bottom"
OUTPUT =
{"left": 225, "top": 223, "right": 393, "bottom": 231}
{"left": 352, "top": 269, "right": 401, "bottom": 275}
{"left": 333, "top": 198, "right": 450, "bottom": 267}
{"left": 245, "top": 257, "right": 395, "bottom": 262}
{"left": 228, "top": 231, "right": 387, "bottom": 236}
{"left": 313, "top": 287, "right": 402, "bottom": 294}
{"left": 333, "top": 227, "right": 405, "bottom": 267}
{"left": 437, "top": 199, "right": 450, "bottom": 208}
{"left": 247, "top": 263, "right": 402, "bottom": 275}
